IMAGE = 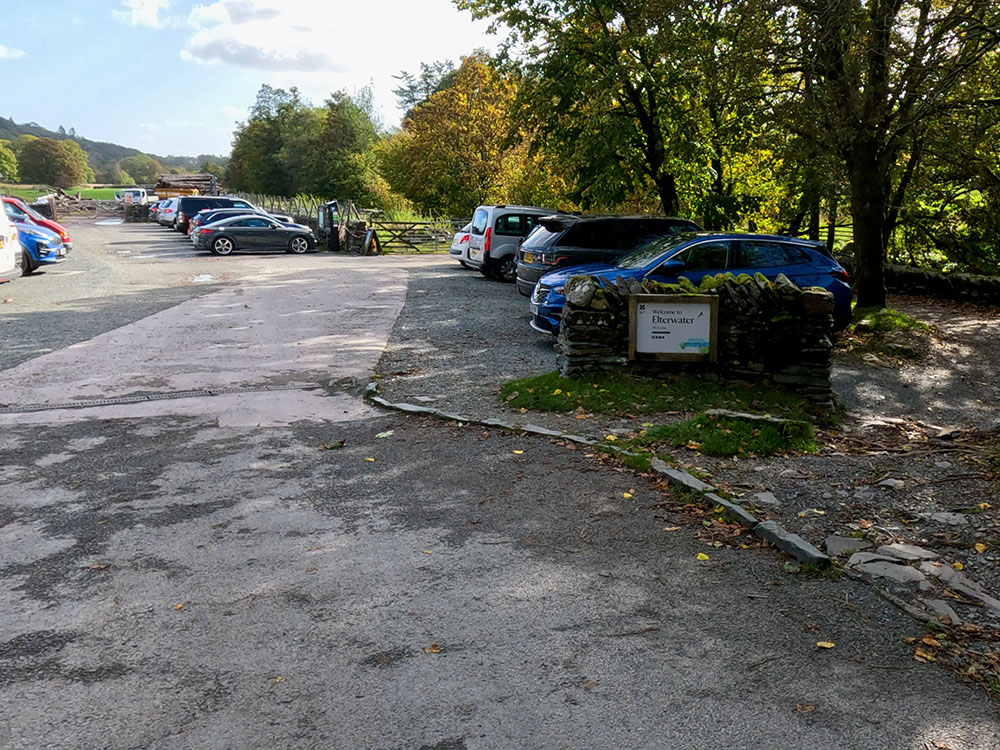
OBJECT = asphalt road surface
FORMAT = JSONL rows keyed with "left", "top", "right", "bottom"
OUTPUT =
{"left": 1, "top": 221, "right": 997, "bottom": 749}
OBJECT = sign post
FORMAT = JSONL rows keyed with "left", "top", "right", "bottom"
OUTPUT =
{"left": 628, "top": 295, "right": 719, "bottom": 362}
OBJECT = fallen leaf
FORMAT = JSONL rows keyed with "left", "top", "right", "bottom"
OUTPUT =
{"left": 424, "top": 643, "right": 441, "bottom": 654}
{"left": 582, "top": 680, "right": 597, "bottom": 690}
{"left": 921, "top": 635, "right": 941, "bottom": 648}
{"left": 375, "top": 430, "right": 395, "bottom": 439}
{"left": 979, "top": 502, "right": 992, "bottom": 510}
{"left": 815, "top": 641, "right": 835, "bottom": 649}
{"left": 795, "top": 703, "right": 815, "bottom": 714}
{"left": 857, "top": 519, "right": 874, "bottom": 529}
{"left": 696, "top": 553, "right": 710, "bottom": 561}
{"left": 512, "top": 450, "right": 524, "bottom": 455}
{"left": 913, "top": 647, "right": 936, "bottom": 663}
{"left": 664, "top": 526, "right": 681, "bottom": 532}
{"left": 273, "top": 676, "right": 285, "bottom": 683}
{"left": 605, "top": 435, "right": 617, "bottom": 442}
{"left": 422, "top": 550, "right": 433, "bottom": 555}
{"left": 622, "top": 492, "right": 633, "bottom": 499}
{"left": 173, "top": 603, "right": 184, "bottom": 611}
{"left": 88, "top": 563, "right": 109, "bottom": 571}
{"left": 952, "top": 562, "right": 964, "bottom": 571}
{"left": 319, "top": 440, "right": 346, "bottom": 450}
{"left": 364, "top": 457, "right": 375, "bottom": 462}
{"left": 2, "top": 298, "right": 11, "bottom": 304}
{"left": 552, "top": 388, "right": 563, "bottom": 395}
{"left": 975, "top": 543, "right": 987, "bottom": 554}
{"left": 686, "top": 441, "right": 702, "bottom": 450}
{"left": 505, "top": 392, "right": 519, "bottom": 402}
{"left": 641, "top": 422, "right": 655, "bottom": 428}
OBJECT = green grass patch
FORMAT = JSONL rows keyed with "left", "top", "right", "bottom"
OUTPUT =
{"left": 500, "top": 370, "right": 827, "bottom": 423}
{"left": 852, "top": 307, "right": 932, "bottom": 333}
{"left": 626, "top": 412, "right": 816, "bottom": 457}
{"left": 68, "top": 187, "right": 118, "bottom": 200}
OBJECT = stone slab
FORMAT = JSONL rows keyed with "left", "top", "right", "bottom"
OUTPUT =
{"left": 855, "top": 561, "right": 929, "bottom": 589}
{"left": 876, "top": 543, "right": 938, "bottom": 562}
{"left": 753, "top": 521, "right": 829, "bottom": 566}
{"left": 824, "top": 536, "right": 871, "bottom": 557}
{"left": 705, "top": 493, "right": 758, "bottom": 529}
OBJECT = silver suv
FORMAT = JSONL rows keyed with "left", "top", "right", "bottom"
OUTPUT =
{"left": 466, "top": 204, "right": 562, "bottom": 282}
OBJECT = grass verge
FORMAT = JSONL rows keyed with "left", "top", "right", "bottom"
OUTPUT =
{"left": 627, "top": 413, "right": 817, "bottom": 457}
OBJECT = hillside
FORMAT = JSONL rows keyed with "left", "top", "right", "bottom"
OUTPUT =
{"left": 0, "top": 117, "right": 227, "bottom": 173}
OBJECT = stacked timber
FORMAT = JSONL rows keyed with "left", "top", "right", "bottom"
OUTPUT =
{"left": 153, "top": 173, "right": 219, "bottom": 196}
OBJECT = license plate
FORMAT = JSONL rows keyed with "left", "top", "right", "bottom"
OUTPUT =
{"left": 530, "top": 303, "right": 539, "bottom": 315}
{"left": 523, "top": 252, "right": 534, "bottom": 264}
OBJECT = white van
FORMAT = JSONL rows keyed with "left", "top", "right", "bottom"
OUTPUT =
{"left": 0, "top": 202, "right": 19, "bottom": 281}
{"left": 115, "top": 187, "right": 149, "bottom": 205}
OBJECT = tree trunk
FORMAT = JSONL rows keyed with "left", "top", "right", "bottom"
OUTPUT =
{"left": 655, "top": 172, "right": 679, "bottom": 216}
{"left": 847, "top": 145, "right": 889, "bottom": 309}
{"left": 825, "top": 194, "right": 838, "bottom": 253}
{"left": 808, "top": 197, "right": 821, "bottom": 241}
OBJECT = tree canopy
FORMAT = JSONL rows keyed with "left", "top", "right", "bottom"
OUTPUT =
{"left": 18, "top": 137, "right": 95, "bottom": 187}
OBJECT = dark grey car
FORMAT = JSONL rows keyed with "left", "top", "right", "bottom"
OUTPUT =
{"left": 192, "top": 215, "right": 317, "bottom": 256}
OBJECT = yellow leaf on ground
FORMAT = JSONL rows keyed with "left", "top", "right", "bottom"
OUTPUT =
{"left": 952, "top": 562, "right": 964, "bottom": 571}
{"left": 913, "top": 648, "right": 936, "bottom": 663}
{"left": 686, "top": 441, "right": 702, "bottom": 450}
{"left": 623, "top": 492, "right": 633, "bottom": 499}
{"left": 696, "top": 553, "right": 710, "bottom": 561}
{"left": 979, "top": 502, "right": 992, "bottom": 510}
{"left": 424, "top": 643, "right": 441, "bottom": 654}
{"left": 815, "top": 641, "right": 835, "bottom": 649}
{"left": 664, "top": 526, "right": 681, "bottom": 532}
{"left": 512, "top": 450, "right": 524, "bottom": 455}
{"left": 273, "top": 676, "right": 285, "bottom": 683}
{"left": 364, "top": 457, "right": 375, "bottom": 462}
{"left": 605, "top": 435, "right": 617, "bottom": 442}
{"left": 975, "top": 543, "right": 987, "bottom": 554}
{"left": 552, "top": 389, "right": 563, "bottom": 395}
{"left": 921, "top": 635, "right": 941, "bottom": 648}
{"left": 88, "top": 563, "right": 109, "bottom": 571}
{"left": 173, "top": 603, "right": 184, "bottom": 611}
{"left": 422, "top": 550, "right": 433, "bottom": 555}
{"left": 795, "top": 703, "right": 815, "bottom": 714}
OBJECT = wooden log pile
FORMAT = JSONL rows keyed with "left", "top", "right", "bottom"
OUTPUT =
{"left": 153, "top": 173, "right": 219, "bottom": 196}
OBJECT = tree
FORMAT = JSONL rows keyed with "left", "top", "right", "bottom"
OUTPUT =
{"left": 779, "top": 0, "right": 1000, "bottom": 307}
{"left": 199, "top": 159, "right": 225, "bottom": 180}
{"left": 10, "top": 134, "right": 37, "bottom": 158}
{"left": 57, "top": 125, "right": 66, "bottom": 135}
{"left": 19, "top": 138, "right": 93, "bottom": 187}
{"left": 393, "top": 60, "right": 458, "bottom": 113}
{"left": 378, "top": 54, "right": 518, "bottom": 215}
{"left": 118, "top": 154, "right": 163, "bottom": 184}
{"left": 0, "top": 141, "right": 17, "bottom": 181}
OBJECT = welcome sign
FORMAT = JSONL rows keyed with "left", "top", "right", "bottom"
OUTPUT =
{"left": 628, "top": 295, "right": 719, "bottom": 361}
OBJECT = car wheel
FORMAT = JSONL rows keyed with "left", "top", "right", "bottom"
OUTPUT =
{"left": 495, "top": 256, "right": 518, "bottom": 283}
{"left": 288, "top": 236, "right": 310, "bottom": 254}
{"left": 21, "top": 248, "right": 37, "bottom": 276}
{"left": 211, "top": 236, "right": 235, "bottom": 256}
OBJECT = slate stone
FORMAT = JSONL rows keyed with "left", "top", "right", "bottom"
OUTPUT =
{"left": 855, "top": 561, "right": 930, "bottom": 589}
{"left": 824, "top": 536, "right": 871, "bottom": 557}
{"left": 876, "top": 543, "right": 938, "bottom": 561}
{"left": 877, "top": 478, "right": 905, "bottom": 490}
{"left": 521, "top": 423, "right": 565, "bottom": 438}
{"left": 658, "top": 467, "right": 716, "bottom": 494}
{"left": 705, "top": 493, "right": 758, "bottom": 528}
{"left": 918, "top": 562, "right": 1000, "bottom": 613}
{"left": 412, "top": 396, "right": 437, "bottom": 403}
{"left": 847, "top": 551, "right": 897, "bottom": 567}
{"left": 753, "top": 521, "right": 829, "bottom": 566}
{"left": 922, "top": 599, "right": 961, "bottom": 626}
{"left": 928, "top": 512, "right": 969, "bottom": 526}
{"left": 750, "top": 491, "right": 781, "bottom": 507}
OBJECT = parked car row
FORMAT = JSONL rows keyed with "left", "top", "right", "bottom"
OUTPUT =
{"left": 0, "top": 195, "right": 72, "bottom": 281}
{"left": 452, "top": 203, "right": 853, "bottom": 333}
{"left": 147, "top": 195, "right": 317, "bottom": 256}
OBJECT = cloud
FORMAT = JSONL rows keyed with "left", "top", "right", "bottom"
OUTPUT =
{"left": 113, "top": 0, "right": 173, "bottom": 28}
{"left": 183, "top": 37, "right": 342, "bottom": 73}
{"left": 0, "top": 45, "right": 25, "bottom": 60}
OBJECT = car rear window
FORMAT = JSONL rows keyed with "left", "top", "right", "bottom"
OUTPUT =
{"left": 471, "top": 208, "right": 489, "bottom": 236}
{"left": 738, "top": 241, "right": 808, "bottom": 268}
{"left": 495, "top": 214, "right": 524, "bottom": 235}
{"left": 677, "top": 240, "right": 731, "bottom": 270}
{"left": 558, "top": 218, "right": 699, "bottom": 251}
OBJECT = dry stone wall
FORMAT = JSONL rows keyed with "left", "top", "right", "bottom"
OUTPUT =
{"left": 556, "top": 273, "right": 835, "bottom": 404}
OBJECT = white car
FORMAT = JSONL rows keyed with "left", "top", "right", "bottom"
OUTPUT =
{"left": 449, "top": 222, "right": 473, "bottom": 267}
{"left": 0, "top": 202, "right": 20, "bottom": 281}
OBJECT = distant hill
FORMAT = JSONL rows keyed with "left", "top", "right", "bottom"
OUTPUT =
{"left": 0, "top": 117, "right": 228, "bottom": 174}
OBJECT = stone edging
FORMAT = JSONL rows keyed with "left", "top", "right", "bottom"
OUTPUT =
{"left": 364, "top": 383, "right": 830, "bottom": 567}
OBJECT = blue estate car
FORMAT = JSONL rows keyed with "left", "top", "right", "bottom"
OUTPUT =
{"left": 17, "top": 222, "right": 67, "bottom": 275}
{"left": 529, "top": 232, "right": 852, "bottom": 334}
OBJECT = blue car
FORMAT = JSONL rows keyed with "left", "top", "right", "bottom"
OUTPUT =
{"left": 529, "top": 232, "right": 853, "bottom": 333}
{"left": 17, "top": 222, "right": 67, "bottom": 275}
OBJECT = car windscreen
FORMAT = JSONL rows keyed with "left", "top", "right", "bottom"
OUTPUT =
{"left": 20, "top": 203, "right": 47, "bottom": 221}
{"left": 470, "top": 208, "right": 489, "bottom": 236}
{"left": 615, "top": 234, "right": 693, "bottom": 269}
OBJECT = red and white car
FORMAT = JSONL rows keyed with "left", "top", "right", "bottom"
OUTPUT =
{"left": 1, "top": 196, "right": 72, "bottom": 249}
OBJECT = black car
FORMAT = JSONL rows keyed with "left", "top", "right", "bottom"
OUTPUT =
{"left": 174, "top": 196, "right": 256, "bottom": 233}
{"left": 515, "top": 214, "right": 702, "bottom": 296}
{"left": 192, "top": 214, "right": 316, "bottom": 256}
{"left": 186, "top": 207, "right": 295, "bottom": 236}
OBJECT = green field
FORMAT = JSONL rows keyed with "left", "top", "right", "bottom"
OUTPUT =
{"left": 1, "top": 184, "right": 120, "bottom": 201}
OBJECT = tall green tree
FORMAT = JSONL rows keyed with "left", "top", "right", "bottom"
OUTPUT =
{"left": 778, "top": 0, "right": 1000, "bottom": 307}
{"left": 19, "top": 137, "right": 93, "bottom": 187}
{"left": 118, "top": 154, "right": 163, "bottom": 184}
{"left": 0, "top": 140, "right": 18, "bottom": 182}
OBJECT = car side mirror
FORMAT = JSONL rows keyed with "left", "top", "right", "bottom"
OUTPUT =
{"left": 647, "top": 258, "right": 685, "bottom": 276}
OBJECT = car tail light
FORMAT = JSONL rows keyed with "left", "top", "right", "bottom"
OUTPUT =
{"left": 831, "top": 269, "right": 850, "bottom": 282}
{"left": 164, "top": 208, "right": 173, "bottom": 214}
{"left": 539, "top": 254, "right": 569, "bottom": 266}
{"left": 199, "top": 228, "right": 212, "bottom": 234}
{"left": 484, "top": 227, "right": 492, "bottom": 256}
{"left": 460, "top": 234, "right": 470, "bottom": 243}
{"left": 178, "top": 212, "right": 185, "bottom": 221}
